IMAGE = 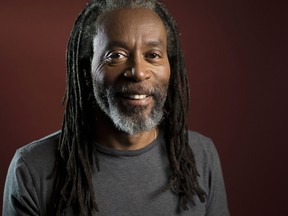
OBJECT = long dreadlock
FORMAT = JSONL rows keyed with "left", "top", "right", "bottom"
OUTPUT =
{"left": 54, "top": 0, "right": 206, "bottom": 215}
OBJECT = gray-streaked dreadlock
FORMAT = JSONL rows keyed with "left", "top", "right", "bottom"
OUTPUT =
{"left": 53, "top": 0, "right": 206, "bottom": 215}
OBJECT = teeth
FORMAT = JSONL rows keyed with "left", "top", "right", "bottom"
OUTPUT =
{"left": 127, "top": 95, "right": 147, "bottom": 99}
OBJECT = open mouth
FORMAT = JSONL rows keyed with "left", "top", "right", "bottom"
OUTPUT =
{"left": 122, "top": 94, "right": 149, "bottom": 100}
{"left": 116, "top": 93, "right": 153, "bottom": 107}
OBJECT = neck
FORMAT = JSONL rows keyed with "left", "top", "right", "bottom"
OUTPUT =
{"left": 93, "top": 110, "right": 159, "bottom": 150}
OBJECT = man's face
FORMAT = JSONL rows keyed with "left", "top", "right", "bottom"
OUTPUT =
{"left": 91, "top": 8, "right": 171, "bottom": 134}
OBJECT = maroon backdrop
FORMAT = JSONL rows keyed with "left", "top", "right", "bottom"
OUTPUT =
{"left": 1, "top": 0, "right": 287, "bottom": 215}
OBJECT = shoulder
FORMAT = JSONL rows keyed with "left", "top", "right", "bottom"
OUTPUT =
{"left": 3, "top": 131, "right": 61, "bottom": 215}
{"left": 188, "top": 130, "right": 230, "bottom": 215}
{"left": 187, "top": 130, "right": 217, "bottom": 159}
{"left": 17, "top": 131, "right": 60, "bottom": 156}
{"left": 187, "top": 130, "right": 213, "bottom": 146}
{"left": 187, "top": 130, "right": 221, "bottom": 179}
{"left": 14, "top": 131, "right": 61, "bottom": 173}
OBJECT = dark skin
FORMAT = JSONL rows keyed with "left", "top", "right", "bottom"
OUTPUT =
{"left": 91, "top": 8, "right": 171, "bottom": 150}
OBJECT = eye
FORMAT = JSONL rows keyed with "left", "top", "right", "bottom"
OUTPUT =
{"left": 147, "top": 53, "right": 160, "bottom": 59}
{"left": 145, "top": 51, "right": 162, "bottom": 62}
{"left": 106, "top": 51, "right": 128, "bottom": 63}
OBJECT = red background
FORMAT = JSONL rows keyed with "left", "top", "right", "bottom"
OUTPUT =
{"left": 0, "top": 0, "right": 287, "bottom": 215}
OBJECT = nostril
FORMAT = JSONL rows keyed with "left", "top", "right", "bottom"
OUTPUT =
{"left": 123, "top": 66, "right": 151, "bottom": 82}
{"left": 124, "top": 70, "right": 132, "bottom": 77}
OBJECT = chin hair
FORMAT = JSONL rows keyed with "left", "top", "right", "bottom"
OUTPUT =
{"left": 109, "top": 106, "right": 164, "bottom": 134}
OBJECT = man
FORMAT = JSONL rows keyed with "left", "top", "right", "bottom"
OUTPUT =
{"left": 3, "top": 0, "right": 229, "bottom": 215}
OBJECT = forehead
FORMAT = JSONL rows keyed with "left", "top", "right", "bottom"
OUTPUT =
{"left": 95, "top": 8, "right": 167, "bottom": 43}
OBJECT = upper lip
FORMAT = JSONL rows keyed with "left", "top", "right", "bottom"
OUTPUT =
{"left": 114, "top": 84, "right": 154, "bottom": 99}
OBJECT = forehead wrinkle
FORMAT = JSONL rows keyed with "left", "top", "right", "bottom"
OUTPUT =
{"left": 105, "top": 40, "right": 130, "bottom": 50}
{"left": 93, "top": 8, "right": 168, "bottom": 52}
{"left": 96, "top": 8, "right": 166, "bottom": 35}
{"left": 105, "top": 39, "right": 165, "bottom": 49}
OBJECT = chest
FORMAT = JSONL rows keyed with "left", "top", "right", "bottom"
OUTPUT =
{"left": 86, "top": 151, "right": 207, "bottom": 216}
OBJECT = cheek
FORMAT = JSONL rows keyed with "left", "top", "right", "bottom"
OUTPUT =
{"left": 91, "top": 67, "right": 104, "bottom": 86}
{"left": 92, "top": 66, "right": 123, "bottom": 88}
{"left": 156, "top": 63, "right": 171, "bottom": 86}
{"left": 91, "top": 58, "right": 112, "bottom": 86}
{"left": 91, "top": 55, "right": 103, "bottom": 79}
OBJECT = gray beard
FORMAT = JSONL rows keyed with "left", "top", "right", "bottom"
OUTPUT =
{"left": 92, "top": 81, "right": 168, "bottom": 135}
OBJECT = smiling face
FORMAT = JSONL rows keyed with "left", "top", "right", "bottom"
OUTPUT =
{"left": 91, "top": 8, "right": 171, "bottom": 134}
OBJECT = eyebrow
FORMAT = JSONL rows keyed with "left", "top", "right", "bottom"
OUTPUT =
{"left": 106, "top": 41, "right": 130, "bottom": 50}
{"left": 144, "top": 40, "right": 165, "bottom": 49}
{"left": 105, "top": 39, "right": 165, "bottom": 50}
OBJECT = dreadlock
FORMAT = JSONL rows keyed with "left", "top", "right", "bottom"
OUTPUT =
{"left": 54, "top": 0, "right": 206, "bottom": 215}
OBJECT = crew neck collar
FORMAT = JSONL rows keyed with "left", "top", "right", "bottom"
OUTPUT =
{"left": 95, "top": 129, "right": 163, "bottom": 157}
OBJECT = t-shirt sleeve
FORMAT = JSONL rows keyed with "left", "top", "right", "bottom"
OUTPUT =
{"left": 205, "top": 140, "right": 230, "bottom": 216}
{"left": 3, "top": 150, "right": 40, "bottom": 216}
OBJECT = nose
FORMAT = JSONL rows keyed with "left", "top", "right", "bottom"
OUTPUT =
{"left": 124, "top": 55, "right": 151, "bottom": 82}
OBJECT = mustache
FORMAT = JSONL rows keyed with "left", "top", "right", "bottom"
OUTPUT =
{"left": 111, "top": 83, "right": 162, "bottom": 96}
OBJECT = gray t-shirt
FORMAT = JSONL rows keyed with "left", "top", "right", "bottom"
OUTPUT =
{"left": 3, "top": 130, "right": 229, "bottom": 215}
